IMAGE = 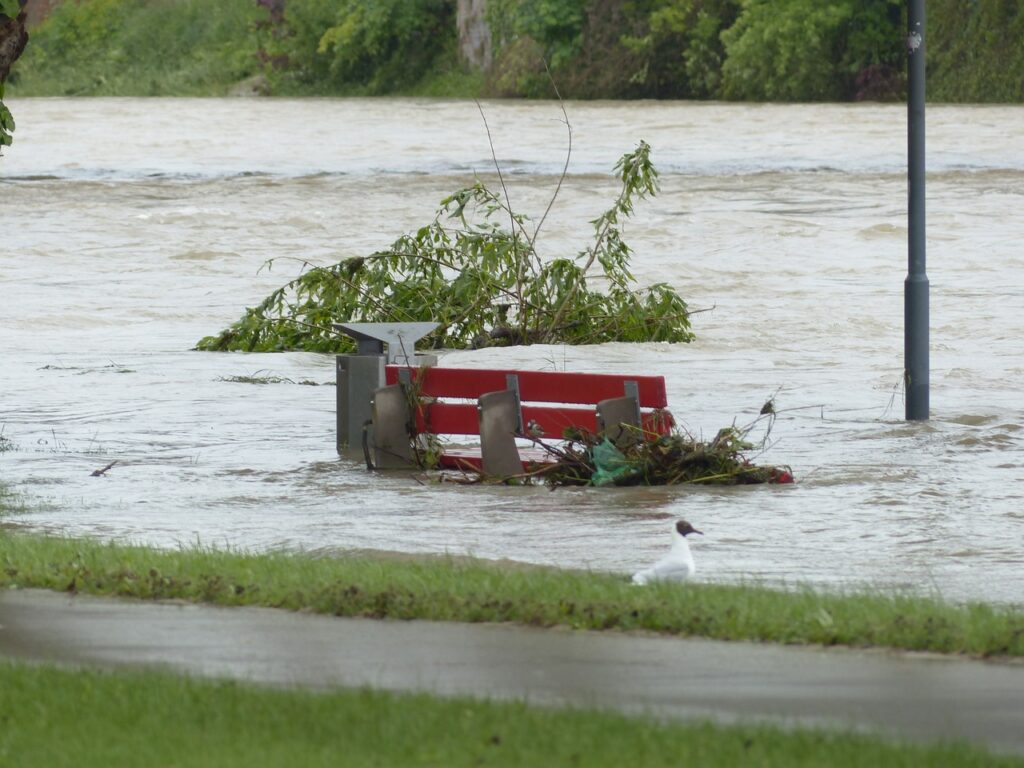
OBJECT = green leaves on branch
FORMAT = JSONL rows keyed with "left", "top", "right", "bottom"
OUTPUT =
{"left": 0, "top": 84, "right": 14, "bottom": 148}
{"left": 197, "top": 141, "right": 695, "bottom": 354}
{"left": 0, "top": 0, "right": 21, "bottom": 20}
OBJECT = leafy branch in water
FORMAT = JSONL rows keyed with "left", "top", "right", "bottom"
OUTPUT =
{"left": 196, "top": 141, "right": 694, "bottom": 353}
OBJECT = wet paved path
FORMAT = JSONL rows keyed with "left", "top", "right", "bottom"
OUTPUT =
{"left": 2, "top": 589, "right": 1023, "bottom": 754}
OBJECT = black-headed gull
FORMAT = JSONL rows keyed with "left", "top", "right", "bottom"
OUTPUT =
{"left": 632, "top": 520, "right": 702, "bottom": 585}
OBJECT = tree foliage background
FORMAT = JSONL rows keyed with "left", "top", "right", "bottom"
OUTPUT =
{"left": 4, "top": 0, "right": 1023, "bottom": 103}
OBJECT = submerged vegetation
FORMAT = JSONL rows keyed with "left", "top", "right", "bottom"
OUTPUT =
{"left": 3, "top": 532, "right": 1024, "bottom": 658}
{"left": 196, "top": 140, "right": 694, "bottom": 353}
{"left": 6, "top": 0, "right": 1024, "bottom": 103}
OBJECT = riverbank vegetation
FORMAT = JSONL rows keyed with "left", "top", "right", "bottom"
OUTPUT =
{"left": 6, "top": 0, "right": 1023, "bottom": 103}
{"left": 3, "top": 662, "right": 1015, "bottom": 768}
{"left": 196, "top": 141, "right": 695, "bottom": 353}
{"left": 2, "top": 532, "right": 1023, "bottom": 658}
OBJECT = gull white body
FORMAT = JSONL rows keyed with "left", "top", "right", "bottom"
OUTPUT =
{"left": 632, "top": 523, "right": 698, "bottom": 585}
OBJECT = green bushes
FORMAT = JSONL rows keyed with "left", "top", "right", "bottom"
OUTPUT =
{"left": 12, "top": 0, "right": 262, "bottom": 96}
{"left": 7, "top": 0, "right": 1024, "bottom": 102}
{"left": 284, "top": 0, "right": 459, "bottom": 94}
{"left": 928, "top": 0, "right": 1024, "bottom": 102}
{"left": 639, "top": 0, "right": 738, "bottom": 98}
{"left": 12, "top": 0, "right": 467, "bottom": 97}
{"left": 720, "top": 0, "right": 903, "bottom": 101}
{"left": 485, "top": 0, "right": 904, "bottom": 101}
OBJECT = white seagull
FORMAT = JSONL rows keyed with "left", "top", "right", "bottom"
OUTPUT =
{"left": 632, "top": 520, "right": 702, "bottom": 585}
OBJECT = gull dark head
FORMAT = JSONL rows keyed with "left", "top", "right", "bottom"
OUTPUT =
{"left": 676, "top": 520, "right": 703, "bottom": 537}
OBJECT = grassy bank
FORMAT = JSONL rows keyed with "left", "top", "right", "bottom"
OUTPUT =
{"left": 1, "top": 660, "right": 1017, "bottom": 767}
{"left": 2, "top": 532, "right": 1023, "bottom": 658}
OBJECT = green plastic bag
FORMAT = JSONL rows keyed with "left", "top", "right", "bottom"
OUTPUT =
{"left": 589, "top": 438, "right": 637, "bottom": 486}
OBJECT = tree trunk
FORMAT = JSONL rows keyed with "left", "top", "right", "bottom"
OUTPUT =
{"left": 0, "top": 1, "right": 29, "bottom": 84}
{"left": 456, "top": 0, "right": 491, "bottom": 70}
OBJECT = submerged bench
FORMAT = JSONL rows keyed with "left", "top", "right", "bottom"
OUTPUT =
{"left": 369, "top": 364, "right": 675, "bottom": 476}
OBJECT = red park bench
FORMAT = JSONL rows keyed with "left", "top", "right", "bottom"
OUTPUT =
{"left": 368, "top": 364, "right": 675, "bottom": 476}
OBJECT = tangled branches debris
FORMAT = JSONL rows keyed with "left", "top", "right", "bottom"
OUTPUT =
{"left": 438, "top": 421, "right": 793, "bottom": 488}
{"left": 538, "top": 426, "right": 793, "bottom": 487}
{"left": 196, "top": 141, "right": 694, "bottom": 353}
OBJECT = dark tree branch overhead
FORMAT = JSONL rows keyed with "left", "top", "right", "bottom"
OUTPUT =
{"left": 0, "top": 0, "right": 28, "bottom": 83}
{"left": 0, "top": 0, "right": 28, "bottom": 150}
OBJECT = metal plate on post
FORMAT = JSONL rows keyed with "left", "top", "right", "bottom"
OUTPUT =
{"left": 334, "top": 322, "right": 438, "bottom": 364}
{"left": 597, "top": 395, "right": 641, "bottom": 448}
{"left": 478, "top": 390, "right": 524, "bottom": 478}
{"left": 371, "top": 384, "right": 414, "bottom": 469}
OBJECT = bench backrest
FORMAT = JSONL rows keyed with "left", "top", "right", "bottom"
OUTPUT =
{"left": 384, "top": 365, "right": 673, "bottom": 438}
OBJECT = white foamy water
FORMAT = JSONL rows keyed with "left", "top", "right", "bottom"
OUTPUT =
{"left": 2, "top": 97, "right": 1023, "bottom": 603}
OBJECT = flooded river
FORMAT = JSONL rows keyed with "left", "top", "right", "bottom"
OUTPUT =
{"left": 2, "top": 98, "right": 1023, "bottom": 603}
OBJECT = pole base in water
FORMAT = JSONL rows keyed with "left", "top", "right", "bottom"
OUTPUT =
{"left": 904, "top": 274, "right": 930, "bottom": 420}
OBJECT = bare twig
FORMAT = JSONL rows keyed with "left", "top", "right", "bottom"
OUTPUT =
{"left": 475, "top": 99, "right": 532, "bottom": 337}
{"left": 474, "top": 100, "right": 527, "bottom": 243}
{"left": 531, "top": 60, "right": 573, "bottom": 256}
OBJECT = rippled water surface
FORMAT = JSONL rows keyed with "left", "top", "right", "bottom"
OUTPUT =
{"left": 2, "top": 98, "right": 1023, "bottom": 603}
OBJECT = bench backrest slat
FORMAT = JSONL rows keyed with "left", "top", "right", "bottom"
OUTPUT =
{"left": 413, "top": 402, "right": 597, "bottom": 437}
{"left": 386, "top": 366, "right": 669, "bottom": 408}
{"left": 413, "top": 402, "right": 673, "bottom": 438}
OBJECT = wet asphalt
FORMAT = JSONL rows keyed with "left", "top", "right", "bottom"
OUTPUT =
{"left": 2, "top": 589, "right": 1023, "bottom": 755}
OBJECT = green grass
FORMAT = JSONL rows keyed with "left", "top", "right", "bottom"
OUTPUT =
{"left": 0, "top": 660, "right": 1017, "bottom": 768}
{"left": 2, "top": 532, "right": 1024, "bottom": 658}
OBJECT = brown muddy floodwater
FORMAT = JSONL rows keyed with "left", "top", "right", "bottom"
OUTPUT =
{"left": 1, "top": 98, "right": 1023, "bottom": 603}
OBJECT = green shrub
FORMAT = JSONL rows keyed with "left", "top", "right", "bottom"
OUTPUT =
{"left": 486, "top": 0, "right": 587, "bottom": 96}
{"left": 9, "top": 0, "right": 1023, "bottom": 103}
{"left": 928, "top": 0, "right": 1024, "bottom": 102}
{"left": 14, "top": 0, "right": 261, "bottom": 96}
{"left": 721, "top": 0, "right": 902, "bottom": 101}
{"left": 620, "top": 0, "right": 740, "bottom": 98}
{"left": 287, "top": 0, "right": 456, "bottom": 94}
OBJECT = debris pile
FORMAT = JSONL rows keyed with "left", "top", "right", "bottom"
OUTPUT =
{"left": 441, "top": 423, "right": 793, "bottom": 487}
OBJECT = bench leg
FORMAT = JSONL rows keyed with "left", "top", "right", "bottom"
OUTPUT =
{"left": 371, "top": 384, "right": 414, "bottom": 469}
{"left": 478, "top": 389, "right": 524, "bottom": 478}
{"left": 596, "top": 395, "right": 642, "bottom": 448}
{"left": 337, "top": 354, "right": 386, "bottom": 455}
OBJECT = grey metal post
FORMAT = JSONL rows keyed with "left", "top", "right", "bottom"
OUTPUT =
{"left": 905, "top": 0, "right": 929, "bottom": 420}
{"left": 336, "top": 354, "right": 386, "bottom": 454}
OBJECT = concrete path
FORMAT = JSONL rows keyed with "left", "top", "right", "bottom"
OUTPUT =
{"left": 2, "top": 589, "right": 1023, "bottom": 755}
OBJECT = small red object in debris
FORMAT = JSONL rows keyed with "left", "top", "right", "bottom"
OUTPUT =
{"left": 772, "top": 469, "right": 795, "bottom": 484}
